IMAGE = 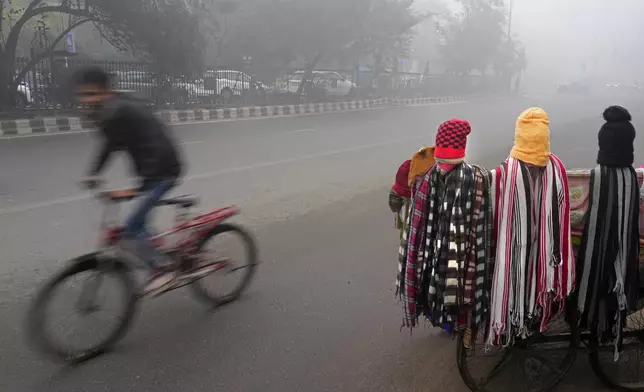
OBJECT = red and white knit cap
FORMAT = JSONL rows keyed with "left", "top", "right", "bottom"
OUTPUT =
{"left": 434, "top": 118, "right": 471, "bottom": 164}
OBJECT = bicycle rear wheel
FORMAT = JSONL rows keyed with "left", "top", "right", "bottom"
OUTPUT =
{"left": 589, "top": 297, "right": 644, "bottom": 391}
{"left": 189, "top": 223, "right": 258, "bottom": 307}
{"left": 26, "top": 254, "right": 137, "bottom": 362}
{"left": 457, "top": 313, "right": 579, "bottom": 392}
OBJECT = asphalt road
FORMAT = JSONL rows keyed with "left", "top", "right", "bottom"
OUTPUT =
{"left": 1, "top": 94, "right": 643, "bottom": 392}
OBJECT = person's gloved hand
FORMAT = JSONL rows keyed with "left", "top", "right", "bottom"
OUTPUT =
{"left": 389, "top": 189, "right": 404, "bottom": 214}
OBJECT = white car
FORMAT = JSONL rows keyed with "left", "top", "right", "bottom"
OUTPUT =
{"left": 16, "top": 82, "right": 32, "bottom": 108}
{"left": 203, "top": 70, "right": 266, "bottom": 102}
{"left": 178, "top": 80, "right": 217, "bottom": 100}
{"left": 276, "top": 71, "right": 357, "bottom": 97}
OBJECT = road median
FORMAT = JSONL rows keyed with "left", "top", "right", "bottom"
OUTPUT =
{"left": 0, "top": 95, "right": 464, "bottom": 137}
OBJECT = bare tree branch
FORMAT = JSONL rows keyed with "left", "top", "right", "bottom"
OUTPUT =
{"left": 25, "top": 0, "right": 46, "bottom": 15}
{"left": 10, "top": 18, "right": 91, "bottom": 92}
{"left": 5, "top": 4, "right": 94, "bottom": 61}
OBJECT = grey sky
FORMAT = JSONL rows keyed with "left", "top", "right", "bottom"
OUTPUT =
{"left": 512, "top": 0, "right": 641, "bottom": 88}
{"left": 414, "top": 0, "right": 642, "bottom": 91}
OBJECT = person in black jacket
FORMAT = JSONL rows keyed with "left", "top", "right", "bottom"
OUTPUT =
{"left": 73, "top": 66, "right": 182, "bottom": 296}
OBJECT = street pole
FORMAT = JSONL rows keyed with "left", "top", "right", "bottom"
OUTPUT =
{"left": 507, "top": 0, "right": 515, "bottom": 93}
{"left": 507, "top": 0, "right": 514, "bottom": 41}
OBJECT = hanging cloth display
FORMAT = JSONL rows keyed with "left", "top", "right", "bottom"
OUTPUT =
{"left": 486, "top": 108, "right": 574, "bottom": 346}
{"left": 576, "top": 106, "right": 639, "bottom": 360}
{"left": 397, "top": 119, "right": 493, "bottom": 332}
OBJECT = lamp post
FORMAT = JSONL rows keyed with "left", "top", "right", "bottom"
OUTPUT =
{"left": 507, "top": 0, "right": 514, "bottom": 41}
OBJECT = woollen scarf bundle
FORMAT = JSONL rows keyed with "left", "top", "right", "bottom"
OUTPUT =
{"left": 576, "top": 106, "right": 639, "bottom": 360}
{"left": 398, "top": 163, "right": 492, "bottom": 331}
{"left": 576, "top": 166, "right": 639, "bottom": 359}
{"left": 486, "top": 155, "right": 574, "bottom": 346}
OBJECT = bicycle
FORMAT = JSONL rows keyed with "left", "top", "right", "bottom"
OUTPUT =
{"left": 26, "top": 187, "right": 258, "bottom": 363}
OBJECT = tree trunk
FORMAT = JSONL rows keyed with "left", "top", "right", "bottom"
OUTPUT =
{"left": 0, "top": 51, "right": 17, "bottom": 112}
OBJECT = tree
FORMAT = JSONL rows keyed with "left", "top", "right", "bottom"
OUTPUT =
{"left": 348, "top": 0, "right": 421, "bottom": 90}
{"left": 493, "top": 36, "right": 526, "bottom": 91}
{"left": 0, "top": 0, "right": 204, "bottom": 110}
{"left": 96, "top": 0, "right": 205, "bottom": 77}
{"left": 209, "top": 0, "right": 418, "bottom": 96}
{"left": 437, "top": 0, "right": 506, "bottom": 75}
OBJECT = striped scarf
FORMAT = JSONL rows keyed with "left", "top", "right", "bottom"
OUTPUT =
{"left": 398, "top": 164, "right": 491, "bottom": 330}
{"left": 576, "top": 165, "right": 639, "bottom": 359}
{"left": 487, "top": 155, "right": 574, "bottom": 346}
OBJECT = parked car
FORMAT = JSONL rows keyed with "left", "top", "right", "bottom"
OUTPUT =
{"left": 203, "top": 70, "right": 267, "bottom": 103}
{"left": 177, "top": 79, "right": 217, "bottom": 103}
{"left": 275, "top": 71, "right": 357, "bottom": 98}
{"left": 15, "top": 82, "right": 33, "bottom": 109}
{"left": 113, "top": 71, "right": 191, "bottom": 104}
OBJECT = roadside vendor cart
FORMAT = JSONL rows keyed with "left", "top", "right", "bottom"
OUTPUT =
{"left": 457, "top": 169, "right": 644, "bottom": 392}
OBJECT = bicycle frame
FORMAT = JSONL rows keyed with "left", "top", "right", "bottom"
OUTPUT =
{"left": 98, "top": 196, "right": 238, "bottom": 258}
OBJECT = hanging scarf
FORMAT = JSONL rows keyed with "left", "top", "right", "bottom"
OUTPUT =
{"left": 398, "top": 163, "right": 491, "bottom": 331}
{"left": 576, "top": 165, "right": 639, "bottom": 360}
{"left": 487, "top": 155, "right": 574, "bottom": 346}
{"left": 398, "top": 166, "right": 434, "bottom": 327}
{"left": 468, "top": 166, "right": 494, "bottom": 331}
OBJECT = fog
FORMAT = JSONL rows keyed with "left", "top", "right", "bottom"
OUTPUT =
{"left": 411, "top": 0, "right": 642, "bottom": 93}
{"left": 511, "top": 0, "right": 642, "bottom": 90}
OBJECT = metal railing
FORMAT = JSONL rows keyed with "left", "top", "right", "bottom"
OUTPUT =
{"left": 4, "top": 57, "right": 507, "bottom": 117}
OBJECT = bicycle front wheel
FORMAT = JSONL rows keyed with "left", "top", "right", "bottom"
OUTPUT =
{"left": 26, "top": 254, "right": 137, "bottom": 363}
{"left": 189, "top": 223, "right": 258, "bottom": 307}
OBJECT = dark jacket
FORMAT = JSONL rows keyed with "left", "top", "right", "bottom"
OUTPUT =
{"left": 89, "top": 96, "right": 182, "bottom": 188}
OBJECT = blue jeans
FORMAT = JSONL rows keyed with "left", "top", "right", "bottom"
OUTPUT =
{"left": 124, "top": 178, "right": 176, "bottom": 269}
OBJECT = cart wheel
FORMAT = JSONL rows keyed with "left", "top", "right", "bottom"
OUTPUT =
{"left": 589, "top": 298, "right": 644, "bottom": 391}
{"left": 457, "top": 314, "right": 579, "bottom": 392}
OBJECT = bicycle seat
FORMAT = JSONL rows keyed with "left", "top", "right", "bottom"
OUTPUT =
{"left": 157, "top": 195, "right": 199, "bottom": 208}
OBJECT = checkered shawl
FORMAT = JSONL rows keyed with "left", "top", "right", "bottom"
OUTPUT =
{"left": 399, "top": 163, "right": 490, "bottom": 330}
{"left": 464, "top": 166, "right": 493, "bottom": 331}
{"left": 398, "top": 167, "right": 434, "bottom": 327}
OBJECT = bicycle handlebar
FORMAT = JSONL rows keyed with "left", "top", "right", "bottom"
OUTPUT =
{"left": 79, "top": 180, "right": 138, "bottom": 203}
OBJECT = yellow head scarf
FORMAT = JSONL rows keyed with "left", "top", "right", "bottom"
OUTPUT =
{"left": 510, "top": 107, "right": 551, "bottom": 167}
{"left": 408, "top": 146, "right": 436, "bottom": 186}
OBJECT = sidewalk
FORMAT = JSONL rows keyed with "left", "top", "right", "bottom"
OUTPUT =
{"left": 0, "top": 96, "right": 463, "bottom": 137}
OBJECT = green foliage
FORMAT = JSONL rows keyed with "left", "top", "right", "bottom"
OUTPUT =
{"left": 0, "top": 0, "right": 205, "bottom": 109}
{"left": 94, "top": 0, "right": 205, "bottom": 76}
{"left": 438, "top": 0, "right": 525, "bottom": 77}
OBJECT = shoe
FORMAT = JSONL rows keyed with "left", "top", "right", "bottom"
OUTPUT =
{"left": 142, "top": 270, "right": 176, "bottom": 297}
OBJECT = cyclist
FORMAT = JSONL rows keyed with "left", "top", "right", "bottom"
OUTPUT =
{"left": 73, "top": 66, "right": 182, "bottom": 296}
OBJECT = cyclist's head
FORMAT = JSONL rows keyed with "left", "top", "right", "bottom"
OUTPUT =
{"left": 72, "top": 66, "right": 112, "bottom": 106}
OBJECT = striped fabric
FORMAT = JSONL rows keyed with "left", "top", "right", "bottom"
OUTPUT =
{"left": 487, "top": 155, "right": 574, "bottom": 346}
{"left": 576, "top": 165, "right": 639, "bottom": 359}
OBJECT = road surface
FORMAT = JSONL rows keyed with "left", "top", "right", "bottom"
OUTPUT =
{"left": 1, "top": 94, "right": 642, "bottom": 392}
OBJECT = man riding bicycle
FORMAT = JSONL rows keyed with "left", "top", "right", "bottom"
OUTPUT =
{"left": 73, "top": 66, "right": 182, "bottom": 296}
